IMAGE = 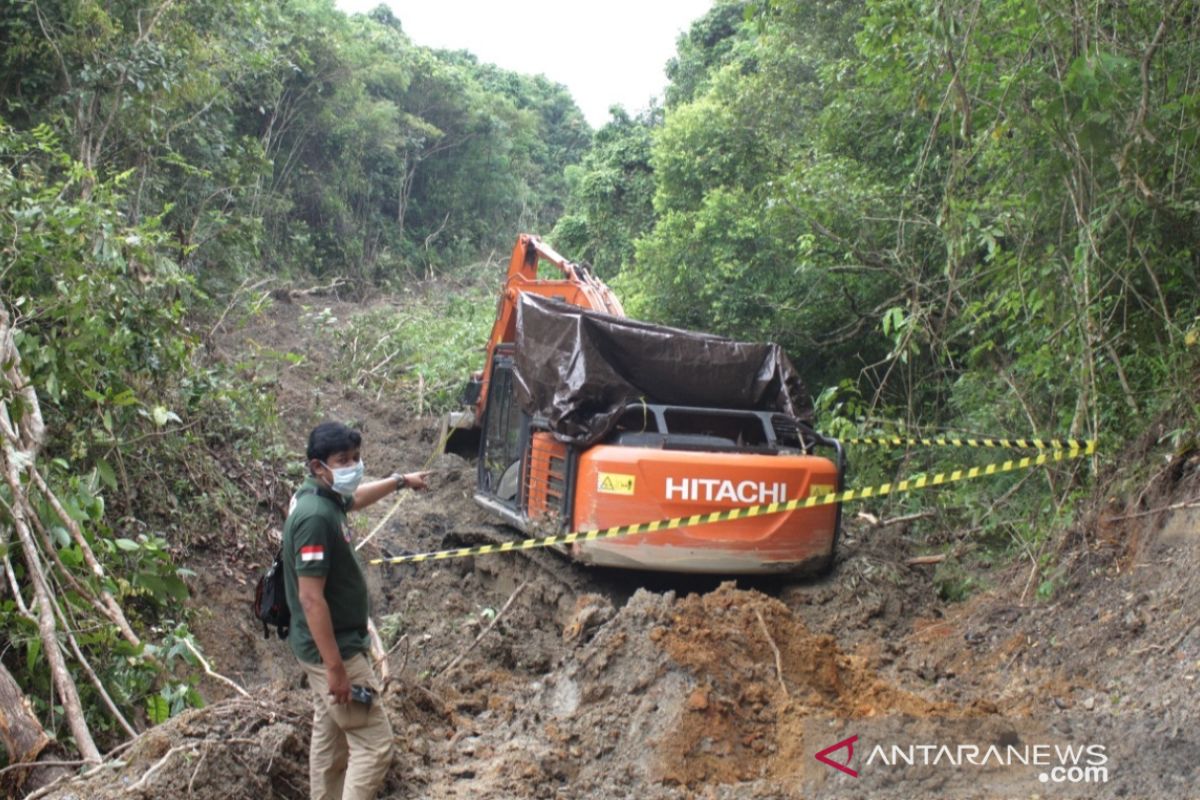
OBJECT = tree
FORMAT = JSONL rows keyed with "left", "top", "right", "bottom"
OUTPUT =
{"left": 551, "top": 107, "right": 658, "bottom": 277}
{"left": 665, "top": 1, "right": 751, "bottom": 108}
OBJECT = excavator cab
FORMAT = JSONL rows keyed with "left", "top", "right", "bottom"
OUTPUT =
{"left": 477, "top": 352, "right": 525, "bottom": 506}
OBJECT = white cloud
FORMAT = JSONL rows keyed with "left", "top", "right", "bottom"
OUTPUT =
{"left": 334, "top": 0, "right": 714, "bottom": 127}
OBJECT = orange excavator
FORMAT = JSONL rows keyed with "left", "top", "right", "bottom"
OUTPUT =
{"left": 448, "top": 234, "right": 845, "bottom": 574}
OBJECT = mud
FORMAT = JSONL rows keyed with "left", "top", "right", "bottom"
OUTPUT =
{"left": 34, "top": 293, "right": 1200, "bottom": 799}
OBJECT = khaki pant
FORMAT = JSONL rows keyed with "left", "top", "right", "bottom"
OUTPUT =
{"left": 300, "top": 652, "right": 394, "bottom": 800}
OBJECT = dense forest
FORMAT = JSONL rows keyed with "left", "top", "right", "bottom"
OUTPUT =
{"left": 0, "top": 0, "right": 592, "bottom": 772}
{"left": 1, "top": 0, "right": 1198, "bottom": 779}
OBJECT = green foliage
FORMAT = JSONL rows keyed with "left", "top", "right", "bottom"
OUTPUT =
{"left": 246, "top": 8, "right": 590, "bottom": 279}
{"left": 665, "top": 1, "right": 752, "bottom": 108}
{"left": 2, "top": 121, "right": 280, "bottom": 531}
{"left": 557, "top": 0, "right": 1200, "bottom": 601}
{"left": 0, "top": 0, "right": 557, "bottom": 760}
{"left": 0, "top": 471, "right": 207, "bottom": 738}
{"left": 0, "top": 0, "right": 591, "bottom": 287}
{"left": 335, "top": 282, "right": 496, "bottom": 414}
{"left": 614, "top": 0, "right": 1200, "bottom": 440}
{"left": 140, "top": 624, "right": 207, "bottom": 720}
{"left": 550, "top": 108, "right": 658, "bottom": 278}
{"left": 0, "top": 116, "right": 275, "bottom": 748}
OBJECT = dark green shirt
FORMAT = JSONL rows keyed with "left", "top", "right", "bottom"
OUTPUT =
{"left": 281, "top": 478, "right": 369, "bottom": 664}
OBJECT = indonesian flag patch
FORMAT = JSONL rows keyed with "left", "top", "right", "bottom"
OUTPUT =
{"left": 300, "top": 545, "right": 325, "bottom": 562}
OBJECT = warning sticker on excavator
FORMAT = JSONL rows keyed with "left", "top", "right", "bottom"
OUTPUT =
{"left": 598, "top": 472, "right": 636, "bottom": 495}
{"left": 809, "top": 484, "right": 835, "bottom": 498}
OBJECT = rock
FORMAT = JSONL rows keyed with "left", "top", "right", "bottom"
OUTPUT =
{"left": 563, "top": 594, "right": 616, "bottom": 644}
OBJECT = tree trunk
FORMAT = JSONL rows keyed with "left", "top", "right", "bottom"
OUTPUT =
{"left": 0, "top": 660, "right": 68, "bottom": 795}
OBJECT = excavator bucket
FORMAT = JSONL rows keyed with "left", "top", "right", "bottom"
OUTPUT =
{"left": 440, "top": 374, "right": 483, "bottom": 457}
{"left": 439, "top": 409, "right": 481, "bottom": 458}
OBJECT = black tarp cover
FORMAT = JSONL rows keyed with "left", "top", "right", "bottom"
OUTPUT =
{"left": 512, "top": 294, "right": 814, "bottom": 445}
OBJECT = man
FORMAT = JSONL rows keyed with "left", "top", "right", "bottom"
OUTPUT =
{"left": 282, "top": 421, "right": 428, "bottom": 800}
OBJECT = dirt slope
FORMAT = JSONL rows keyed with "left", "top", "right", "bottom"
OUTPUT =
{"left": 34, "top": 292, "right": 1200, "bottom": 800}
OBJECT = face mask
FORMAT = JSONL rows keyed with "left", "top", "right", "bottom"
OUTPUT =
{"left": 322, "top": 459, "right": 364, "bottom": 497}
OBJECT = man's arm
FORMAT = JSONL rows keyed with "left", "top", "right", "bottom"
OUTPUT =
{"left": 297, "top": 574, "right": 351, "bottom": 704}
{"left": 349, "top": 471, "right": 430, "bottom": 511}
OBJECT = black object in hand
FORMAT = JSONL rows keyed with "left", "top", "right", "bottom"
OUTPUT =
{"left": 350, "top": 684, "right": 374, "bottom": 707}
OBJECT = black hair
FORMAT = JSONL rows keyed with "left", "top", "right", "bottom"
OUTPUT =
{"left": 306, "top": 422, "right": 362, "bottom": 463}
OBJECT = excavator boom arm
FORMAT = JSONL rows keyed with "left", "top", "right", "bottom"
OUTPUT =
{"left": 475, "top": 234, "right": 623, "bottom": 417}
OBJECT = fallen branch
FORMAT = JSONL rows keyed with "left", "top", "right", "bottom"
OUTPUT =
{"left": 0, "top": 759, "right": 89, "bottom": 778}
{"left": 125, "top": 743, "right": 198, "bottom": 793}
{"left": 61, "top": 604, "right": 139, "bottom": 738}
{"left": 385, "top": 632, "right": 410, "bottom": 659}
{"left": 1165, "top": 616, "right": 1200, "bottom": 653}
{"left": 284, "top": 277, "right": 348, "bottom": 299}
{"left": 25, "top": 495, "right": 121, "bottom": 623}
{"left": 367, "top": 617, "right": 390, "bottom": 687}
{"left": 436, "top": 581, "right": 529, "bottom": 679}
{"left": 366, "top": 348, "right": 402, "bottom": 377}
{"left": 1103, "top": 496, "right": 1200, "bottom": 522}
{"left": 0, "top": 410, "right": 101, "bottom": 762}
{"left": 206, "top": 276, "right": 273, "bottom": 342}
{"left": 856, "top": 510, "right": 937, "bottom": 528}
{"left": 879, "top": 510, "right": 937, "bottom": 528}
{"left": 21, "top": 520, "right": 140, "bottom": 739}
{"left": 355, "top": 490, "right": 410, "bottom": 553}
{"left": 905, "top": 554, "right": 947, "bottom": 566}
{"left": 29, "top": 468, "right": 146, "bottom": 654}
{"left": 0, "top": 660, "right": 57, "bottom": 791}
{"left": 754, "top": 608, "right": 789, "bottom": 699}
{"left": 1134, "top": 614, "right": 1200, "bottom": 658}
{"left": 20, "top": 741, "right": 132, "bottom": 800}
{"left": 390, "top": 633, "right": 411, "bottom": 680}
{"left": 1, "top": 539, "right": 34, "bottom": 619}
{"left": 182, "top": 638, "right": 250, "bottom": 700}
{"left": 187, "top": 741, "right": 211, "bottom": 796}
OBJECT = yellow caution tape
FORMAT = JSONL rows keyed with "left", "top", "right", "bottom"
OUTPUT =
{"left": 846, "top": 436, "right": 1094, "bottom": 450}
{"left": 367, "top": 440, "right": 1096, "bottom": 566}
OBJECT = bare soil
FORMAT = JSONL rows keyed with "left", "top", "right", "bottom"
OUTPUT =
{"left": 35, "top": 292, "right": 1200, "bottom": 800}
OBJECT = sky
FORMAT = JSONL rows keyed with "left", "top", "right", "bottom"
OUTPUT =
{"left": 333, "top": 0, "right": 715, "bottom": 127}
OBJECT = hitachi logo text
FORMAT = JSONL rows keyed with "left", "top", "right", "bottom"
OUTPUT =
{"left": 665, "top": 478, "right": 787, "bottom": 504}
